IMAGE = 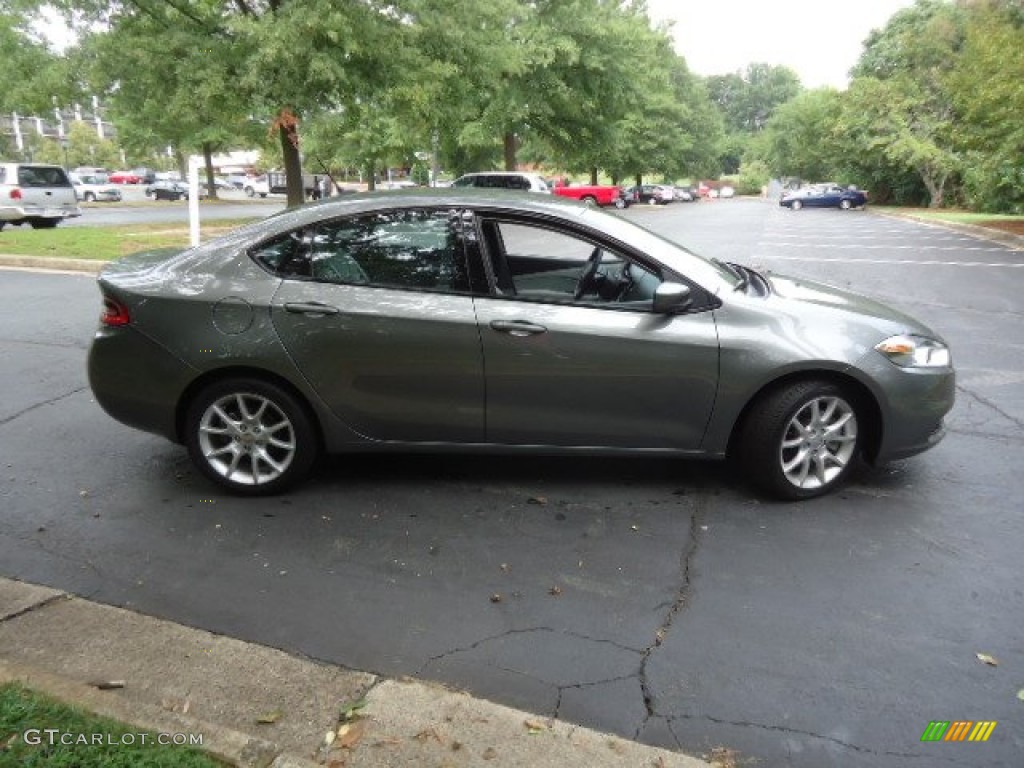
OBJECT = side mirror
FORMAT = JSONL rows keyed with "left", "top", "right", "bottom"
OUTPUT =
{"left": 653, "top": 282, "right": 692, "bottom": 314}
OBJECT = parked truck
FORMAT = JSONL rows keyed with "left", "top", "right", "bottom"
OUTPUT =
{"left": 551, "top": 181, "right": 624, "bottom": 208}
{"left": 243, "top": 171, "right": 320, "bottom": 198}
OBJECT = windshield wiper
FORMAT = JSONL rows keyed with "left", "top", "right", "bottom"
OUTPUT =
{"left": 728, "top": 262, "right": 750, "bottom": 292}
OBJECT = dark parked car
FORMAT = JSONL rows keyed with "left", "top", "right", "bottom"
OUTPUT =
{"left": 622, "top": 184, "right": 674, "bottom": 205}
{"left": 781, "top": 184, "right": 868, "bottom": 210}
{"left": 145, "top": 181, "right": 205, "bottom": 201}
{"left": 88, "top": 190, "right": 954, "bottom": 500}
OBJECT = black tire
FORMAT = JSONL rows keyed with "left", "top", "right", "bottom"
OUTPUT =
{"left": 29, "top": 219, "right": 58, "bottom": 229}
{"left": 244, "top": 186, "right": 255, "bottom": 198}
{"left": 648, "top": 197, "right": 659, "bottom": 206}
{"left": 839, "top": 199, "right": 852, "bottom": 210}
{"left": 185, "top": 378, "right": 318, "bottom": 495}
{"left": 613, "top": 197, "right": 626, "bottom": 209}
{"left": 581, "top": 195, "right": 598, "bottom": 207}
{"left": 735, "top": 380, "right": 862, "bottom": 500}
{"left": 791, "top": 199, "right": 803, "bottom": 211}
{"left": 84, "top": 192, "right": 96, "bottom": 203}
{"left": 0, "top": 222, "right": 5, "bottom": 232}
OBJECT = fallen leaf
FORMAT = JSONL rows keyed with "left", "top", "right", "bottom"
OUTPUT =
{"left": 630, "top": 524, "right": 639, "bottom": 531}
{"left": 256, "top": 709, "right": 283, "bottom": 724}
{"left": 1017, "top": 688, "right": 1024, "bottom": 702}
{"left": 548, "top": 586, "right": 562, "bottom": 596}
{"left": 976, "top": 652, "right": 999, "bottom": 666}
{"left": 524, "top": 719, "right": 547, "bottom": 734}
{"left": 324, "top": 730, "right": 336, "bottom": 746}
{"left": 490, "top": 593, "right": 503, "bottom": 603}
{"left": 527, "top": 496, "right": 547, "bottom": 505}
{"left": 336, "top": 720, "right": 366, "bottom": 749}
{"left": 482, "top": 746, "right": 498, "bottom": 760}
{"left": 450, "top": 741, "right": 463, "bottom": 751}
{"left": 655, "top": 628, "right": 666, "bottom": 646}
{"left": 79, "top": 490, "right": 90, "bottom": 498}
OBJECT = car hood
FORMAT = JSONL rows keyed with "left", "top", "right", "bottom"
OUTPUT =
{"left": 764, "top": 271, "right": 942, "bottom": 340}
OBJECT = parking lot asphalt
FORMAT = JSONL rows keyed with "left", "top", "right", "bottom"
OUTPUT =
{"left": 1, "top": 198, "right": 1021, "bottom": 767}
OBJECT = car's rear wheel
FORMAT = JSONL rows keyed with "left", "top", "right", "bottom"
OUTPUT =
{"left": 185, "top": 378, "right": 318, "bottom": 495}
{"left": 614, "top": 197, "right": 626, "bottom": 209}
{"left": 581, "top": 195, "right": 597, "bottom": 207}
{"left": 791, "top": 199, "right": 803, "bottom": 211}
{"left": 84, "top": 192, "right": 96, "bottom": 203}
{"left": 245, "top": 186, "right": 255, "bottom": 198}
{"left": 736, "top": 380, "right": 861, "bottom": 500}
{"left": 839, "top": 199, "right": 852, "bottom": 210}
{"left": 29, "top": 219, "right": 58, "bottom": 229}
{"left": 648, "top": 197, "right": 659, "bottom": 206}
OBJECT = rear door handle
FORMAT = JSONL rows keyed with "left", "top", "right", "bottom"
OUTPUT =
{"left": 489, "top": 319, "right": 547, "bottom": 337}
{"left": 283, "top": 301, "right": 340, "bottom": 317}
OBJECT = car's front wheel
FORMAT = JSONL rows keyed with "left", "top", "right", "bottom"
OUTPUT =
{"left": 84, "top": 192, "right": 96, "bottom": 203}
{"left": 790, "top": 199, "right": 803, "bottom": 211}
{"left": 736, "top": 380, "right": 862, "bottom": 500}
{"left": 185, "top": 378, "right": 318, "bottom": 495}
{"left": 839, "top": 199, "right": 853, "bottom": 210}
{"left": 29, "top": 219, "right": 58, "bottom": 229}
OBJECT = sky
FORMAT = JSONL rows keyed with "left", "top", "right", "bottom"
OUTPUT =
{"left": 644, "top": 0, "right": 918, "bottom": 89}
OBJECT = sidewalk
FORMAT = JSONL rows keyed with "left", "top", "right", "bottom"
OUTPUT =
{"left": 0, "top": 578, "right": 711, "bottom": 768}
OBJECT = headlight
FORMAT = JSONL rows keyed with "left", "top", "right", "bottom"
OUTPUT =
{"left": 875, "top": 334, "right": 951, "bottom": 368}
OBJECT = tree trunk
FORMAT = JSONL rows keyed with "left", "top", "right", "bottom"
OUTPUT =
{"left": 503, "top": 133, "right": 517, "bottom": 171}
{"left": 590, "top": 167, "right": 598, "bottom": 186}
{"left": 202, "top": 142, "right": 218, "bottom": 200}
{"left": 278, "top": 114, "right": 305, "bottom": 208}
{"left": 634, "top": 173, "right": 643, "bottom": 186}
{"left": 920, "top": 166, "right": 944, "bottom": 208}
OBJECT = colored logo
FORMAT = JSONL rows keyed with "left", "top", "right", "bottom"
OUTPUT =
{"left": 921, "top": 721, "right": 996, "bottom": 742}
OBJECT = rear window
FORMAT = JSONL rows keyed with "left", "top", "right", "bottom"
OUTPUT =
{"left": 17, "top": 166, "right": 72, "bottom": 188}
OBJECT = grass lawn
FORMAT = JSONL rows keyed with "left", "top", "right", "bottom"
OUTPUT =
{"left": 889, "top": 208, "right": 1024, "bottom": 236}
{"left": 0, "top": 682, "right": 225, "bottom": 767}
{"left": 0, "top": 219, "right": 259, "bottom": 261}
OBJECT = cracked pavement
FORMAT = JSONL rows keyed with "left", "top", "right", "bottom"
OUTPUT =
{"left": 2, "top": 201, "right": 1021, "bottom": 767}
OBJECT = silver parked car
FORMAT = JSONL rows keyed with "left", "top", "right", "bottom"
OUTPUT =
{"left": 87, "top": 191, "right": 954, "bottom": 499}
{"left": 0, "top": 162, "right": 81, "bottom": 229}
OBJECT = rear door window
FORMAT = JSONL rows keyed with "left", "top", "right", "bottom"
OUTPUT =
{"left": 17, "top": 166, "right": 72, "bottom": 188}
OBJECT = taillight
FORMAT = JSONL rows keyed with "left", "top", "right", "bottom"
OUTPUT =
{"left": 9, "top": 188, "right": 21, "bottom": 200}
{"left": 101, "top": 297, "right": 131, "bottom": 326}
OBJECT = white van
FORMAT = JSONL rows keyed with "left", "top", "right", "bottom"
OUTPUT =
{"left": 0, "top": 163, "right": 82, "bottom": 229}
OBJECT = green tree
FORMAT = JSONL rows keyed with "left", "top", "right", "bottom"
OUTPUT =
{"left": 0, "top": 11, "right": 83, "bottom": 115}
{"left": 759, "top": 88, "right": 844, "bottom": 182}
{"left": 948, "top": 0, "right": 1024, "bottom": 212}
{"left": 846, "top": 0, "right": 967, "bottom": 206}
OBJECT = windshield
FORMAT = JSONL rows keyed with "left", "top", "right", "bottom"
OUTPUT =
{"left": 577, "top": 207, "right": 743, "bottom": 288}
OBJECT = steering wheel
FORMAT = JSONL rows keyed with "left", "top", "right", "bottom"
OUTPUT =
{"left": 574, "top": 247, "right": 603, "bottom": 300}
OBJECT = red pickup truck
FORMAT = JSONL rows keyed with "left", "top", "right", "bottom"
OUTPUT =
{"left": 551, "top": 181, "right": 625, "bottom": 208}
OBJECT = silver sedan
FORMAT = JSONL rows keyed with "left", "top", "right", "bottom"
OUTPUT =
{"left": 87, "top": 191, "right": 954, "bottom": 499}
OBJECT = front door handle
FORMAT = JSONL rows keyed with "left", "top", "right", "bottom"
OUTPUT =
{"left": 283, "top": 301, "right": 340, "bottom": 317}
{"left": 489, "top": 319, "right": 547, "bottom": 337}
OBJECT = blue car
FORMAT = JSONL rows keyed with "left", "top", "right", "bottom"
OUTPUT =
{"left": 780, "top": 184, "right": 868, "bottom": 210}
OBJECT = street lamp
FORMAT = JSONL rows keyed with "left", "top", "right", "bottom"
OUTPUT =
{"left": 60, "top": 137, "right": 70, "bottom": 171}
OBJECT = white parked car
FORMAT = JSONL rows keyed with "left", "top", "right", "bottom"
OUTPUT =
{"left": 71, "top": 173, "right": 123, "bottom": 203}
{"left": 0, "top": 163, "right": 81, "bottom": 229}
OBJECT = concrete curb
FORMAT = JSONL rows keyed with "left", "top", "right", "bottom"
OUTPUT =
{"left": 0, "top": 578, "right": 711, "bottom": 768}
{"left": 0, "top": 254, "right": 105, "bottom": 273}
{"left": 872, "top": 210, "right": 1024, "bottom": 250}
